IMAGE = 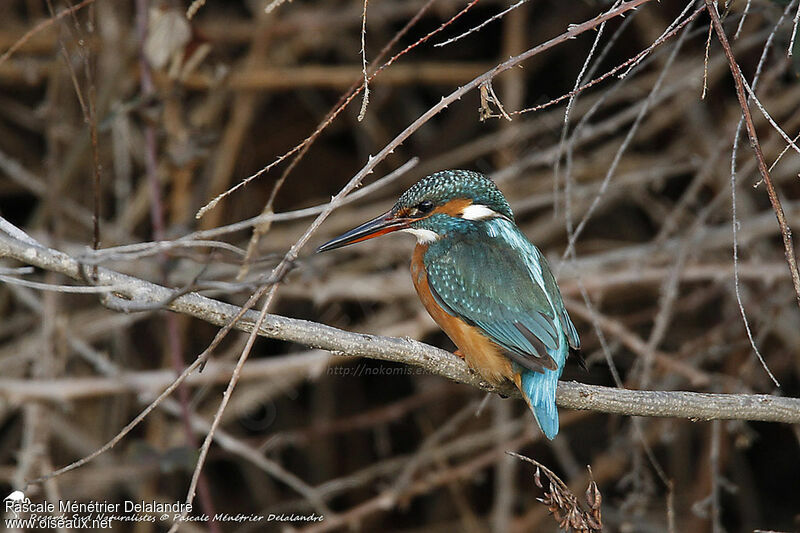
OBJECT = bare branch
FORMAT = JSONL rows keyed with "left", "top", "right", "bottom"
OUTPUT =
{"left": 195, "top": 0, "right": 655, "bottom": 219}
{"left": 1, "top": 232, "right": 798, "bottom": 424}
{"left": 706, "top": 0, "right": 800, "bottom": 309}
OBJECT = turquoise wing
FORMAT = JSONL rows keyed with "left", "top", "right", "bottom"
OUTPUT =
{"left": 424, "top": 226, "right": 577, "bottom": 374}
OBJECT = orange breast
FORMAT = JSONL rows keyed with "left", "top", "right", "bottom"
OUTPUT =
{"left": 411, "top": 244, "right": 514, "bottom": 385}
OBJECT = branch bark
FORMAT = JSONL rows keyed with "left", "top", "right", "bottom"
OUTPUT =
{"left": 1, "top": 231, "right": 798, "bottom": 424}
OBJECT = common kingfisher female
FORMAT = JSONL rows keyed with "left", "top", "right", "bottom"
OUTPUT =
{"left": 318, "top": 170, "right": 580, "bottom": 439}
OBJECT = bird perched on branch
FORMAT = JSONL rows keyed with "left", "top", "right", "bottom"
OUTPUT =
{"left": 318, "top": 170, "right": 580, "bottom": 439}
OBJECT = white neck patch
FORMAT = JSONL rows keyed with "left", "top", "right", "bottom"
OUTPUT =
{"left": 400, "top": 227, "right": 439, "bottom": 244}
{"left": 460, "top": 204, "right": 503, "bottom": 221}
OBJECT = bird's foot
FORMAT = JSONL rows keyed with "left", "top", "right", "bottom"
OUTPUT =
{"left": 453, "top": 349, "right": 465, "bottom": 359}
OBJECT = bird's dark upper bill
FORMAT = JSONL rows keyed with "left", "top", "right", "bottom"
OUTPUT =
{"left": 317, "top": 211, "right": 408, "bottom": 252}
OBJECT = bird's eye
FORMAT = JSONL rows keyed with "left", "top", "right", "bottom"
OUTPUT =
{"left": 415, "top": 200, "right": 434, "bottom": 214}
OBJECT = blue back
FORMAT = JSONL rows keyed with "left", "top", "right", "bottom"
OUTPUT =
{"left": 422, "top": 217, "right": 579, "bottom": 438}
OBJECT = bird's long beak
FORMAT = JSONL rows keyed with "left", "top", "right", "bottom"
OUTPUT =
{"left": 317, "top": 210, "right": 409, "bottom": 252}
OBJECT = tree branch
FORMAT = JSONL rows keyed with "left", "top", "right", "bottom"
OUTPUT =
{"left": 705, "top": 0, "right": 800, "bottom": 309}
{"left": 1, "top": 231, "right": 798, "bottom": 424}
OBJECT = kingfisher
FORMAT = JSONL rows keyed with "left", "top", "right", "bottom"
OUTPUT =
{"left": 317, "top": 170, "right": 580, "bottom": 439}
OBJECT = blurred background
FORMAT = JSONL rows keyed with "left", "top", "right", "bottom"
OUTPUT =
{"left": 0, "top": 0, "right": 799, "bottom": 531}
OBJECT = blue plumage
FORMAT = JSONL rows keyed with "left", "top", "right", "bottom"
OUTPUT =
{"left": 515, "top": 345, "right": 567, "bottom": 440}
{"left": 423, "top": 218, "right": 564, "bottom": 366}
{"left": 318, "top": 170, "right": 581, "bottom": 439}
{"left": 420, "top": 214, "right": 578, "bottom": 438}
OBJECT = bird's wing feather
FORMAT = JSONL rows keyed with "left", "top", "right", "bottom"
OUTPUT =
{"left": 425, "top": 229, "right": 569, "bottom": 373}
{"left": 561, "top": 307, "right": 580, "bottom": 350}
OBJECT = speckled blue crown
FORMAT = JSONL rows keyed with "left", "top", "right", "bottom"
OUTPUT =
{"left": 395, "top": 170, "right": 514, "bottom": 220}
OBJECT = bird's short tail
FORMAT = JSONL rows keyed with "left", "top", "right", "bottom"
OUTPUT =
{"left": 513, "top": 345, "right": 567, "bottom": 440}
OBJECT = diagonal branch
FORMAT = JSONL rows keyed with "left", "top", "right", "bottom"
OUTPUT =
{"left": 705, "top": 0, "right": 800, "bottom": 309}
{"left": 1, "top": 231, "right": 799, "bottom": 424}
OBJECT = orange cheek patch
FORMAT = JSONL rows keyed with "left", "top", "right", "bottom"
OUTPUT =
{"left": 432, "top": 198, "right": 473, "bottom": 217}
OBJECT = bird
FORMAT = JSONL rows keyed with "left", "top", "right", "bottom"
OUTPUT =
{"left": 317, "top": 170, "right": 580, "bottom": 439}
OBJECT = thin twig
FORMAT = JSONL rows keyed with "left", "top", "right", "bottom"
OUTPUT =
{"left": 435, "top": 0, "right": 529, "bottom": 48}
{"left": 725, "top": 0, "right": 796, "bottom": 388}
{"left": 741, "top": 77, "right": 800, "bottom": 159}
{"left": 561, "top": 9, "right": 693, "bottom": 261}
{"left": 0, "top": 0, "right": 96, "bottom": 67}
{"left": 0, "top": 275, "right": 122, "bottom": 294}
{"left": 357, "top": 0, "right": 370, "bottom": 121}
{"left": 734, "top": 0, "right": 752, "bottom": 39}
{"left": 789, "top": 2, "right": 800, "bottom": 56}
{"left": 195, "top": 0, "right": 651, "bottom": 219}
{"left": 195, "top": 0, "right": 480, "bottom": 220}
{"left": 510, "top": 5, "right": 704, "bottom": 117}
{"left": 706, "top": 0, "right": 800, "bottom": 309}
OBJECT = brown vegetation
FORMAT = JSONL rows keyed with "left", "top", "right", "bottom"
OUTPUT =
{"left": 0, "top": 1, "right": 799, "bottom": 532}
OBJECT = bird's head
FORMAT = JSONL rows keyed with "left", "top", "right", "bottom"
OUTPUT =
{"left": 317, "top": 170, "right": 513, "bottom": 252}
